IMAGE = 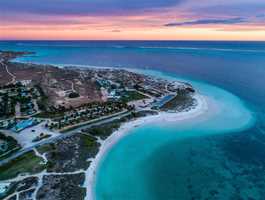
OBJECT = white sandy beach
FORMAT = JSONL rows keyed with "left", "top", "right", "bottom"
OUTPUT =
{"left": 84, "top": 93, "right": 209, "bottom": 200}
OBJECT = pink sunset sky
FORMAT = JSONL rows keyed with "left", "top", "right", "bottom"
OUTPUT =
{"left": 1, "top": 0, "right": 265, "bottom": 40}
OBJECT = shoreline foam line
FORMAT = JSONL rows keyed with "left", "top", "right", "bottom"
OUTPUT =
{"left": 84, "top": 93, "right": 208, "bottom": 200}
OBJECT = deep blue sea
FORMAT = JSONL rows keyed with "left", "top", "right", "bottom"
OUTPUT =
{"left": 1, "top": 41, "right": 265, "bottom": 199}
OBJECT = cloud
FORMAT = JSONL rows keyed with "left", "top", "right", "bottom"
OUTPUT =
{"left": 165, "top": 17, "right": 246, "bottom": 27}
{"left": 0, "top": 0, "right": 183, "bottom": 16}
{"left": 111, "top": 30, "right": 121, "bottom": 32}
{"left": 256, "top": 14, "right": 265, "bottom": 18}
{"left": 188, "top": 2, "right": 265, "bottom": 18}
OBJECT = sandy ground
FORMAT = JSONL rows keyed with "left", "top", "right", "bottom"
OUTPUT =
{"left": 4, "top": 122, "right": 60, "bottom": 148}
{"left": 84, "top": 93, "right": 209, "bottom": 200}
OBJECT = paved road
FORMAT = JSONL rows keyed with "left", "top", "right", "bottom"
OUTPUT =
{"left": 0, "top": 111, "right": 132, "bottom": 166}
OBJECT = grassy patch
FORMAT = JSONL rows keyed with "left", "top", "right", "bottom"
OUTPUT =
{"left": 85, "top": 111, "right": 157, "bottom": 140}
{"left": 0, "top": 132, "right": 21, "bottom": 159}
{"left": 80, "top": 134, "right": 98, "bottom": 148}
{"left": 120, "top": 91, "right": 148, "bottom": 103}
{"left": 0, "top": 147, "right": 21, "bottom": 161}
{"left": 0, "top": 151, "right": 46, "bottom": 181}
{"left": 33, "top": 111, "right": 64, "bottom": 119}
{"left": 87, "top": 120, "right": 121, "bottom": 140}
{"left": 37, "top": 143, "right": 55, "bottom": 154}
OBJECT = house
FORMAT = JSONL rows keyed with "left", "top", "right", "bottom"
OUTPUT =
{"left": 11, "top": 118, "right": 38, "bottom": 133}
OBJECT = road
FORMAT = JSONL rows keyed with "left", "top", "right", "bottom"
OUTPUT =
{"left": 70, "top": 81, "right": 76, "bottom": 92}
{"left": 0, "top": 61, "right": 16, "bottom": 84}
{"left": 0, "top": 110, "right": 132, "bottom": 166}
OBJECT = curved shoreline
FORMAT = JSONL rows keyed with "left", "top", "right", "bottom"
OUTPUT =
{"left": 6, "top": 59, "right": 255, "bottom": 199}
{"left": 84, "top": 93, "right": 208, "bottom": 200}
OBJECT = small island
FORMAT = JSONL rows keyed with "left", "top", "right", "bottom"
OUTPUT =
{"left": 0, "top": 51, "right": 203, "bottom": 200}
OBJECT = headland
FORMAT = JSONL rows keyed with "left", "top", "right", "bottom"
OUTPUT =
{"left": 0, "top": 50, "right": 206, "bottom": 200}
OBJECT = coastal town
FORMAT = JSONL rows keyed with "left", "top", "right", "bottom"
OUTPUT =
{"left": 0, "top": 51, "right": 198, "bottom": 200}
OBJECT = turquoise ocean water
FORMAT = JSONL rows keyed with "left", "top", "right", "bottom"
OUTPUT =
{"left": 1, "top": 41, "right": 265, "bottom": 199}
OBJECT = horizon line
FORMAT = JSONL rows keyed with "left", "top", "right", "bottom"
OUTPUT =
{"left": 1, "top": 39, "right": 265, "bottom": 42}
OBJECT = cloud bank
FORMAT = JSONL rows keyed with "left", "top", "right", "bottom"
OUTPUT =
{"left": 165, "top": 17, "right": 246, "bottom": 27}
{"left": 1, "top": 0, "right": 183, "bottom": 16}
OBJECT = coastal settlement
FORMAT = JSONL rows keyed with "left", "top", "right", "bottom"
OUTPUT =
{"left": 0, "top": 50, "right": 197, "bottom": 200}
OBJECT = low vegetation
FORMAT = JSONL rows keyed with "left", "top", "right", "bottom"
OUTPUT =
{"left": 85, "top": 110, "right": 157, "bottom": 140}
{"left": 161, "top": 92, "right": 195, "bottom": 112}
{"left": 38, "top": 134, "right": 99, "bottom": 173}
{"left": 37, "top": 173, "right": 86, "bottom": 200}
{"left": 68, "top": 92, "right": 80, "bottom": 99}
{"left": 87, "top": 120, "right": 122, "bottom": 140}
{"left": 0, "top": 133, "right": 20, "bottom": 159}
{"left": 35, "top": 84, "right": 49, "bottom": 112}
{"left": 120, "top": 90, "right": 148, "bottom": 103}
{"left": 0, "top": 151, "right": 46, "bottom": 181}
